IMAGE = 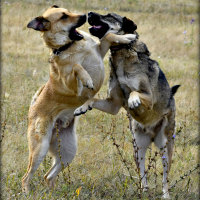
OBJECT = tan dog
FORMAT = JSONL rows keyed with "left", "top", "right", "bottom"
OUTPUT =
{"left": 22, "top": 6, "right": 137, "bottom": 192}
{"left": 74, "top": 12, "right": 180, "bottom": 198}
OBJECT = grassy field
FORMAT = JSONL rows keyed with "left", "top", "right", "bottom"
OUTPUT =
{"left": 1, "top": 0, "right": 199, "bottom": 199}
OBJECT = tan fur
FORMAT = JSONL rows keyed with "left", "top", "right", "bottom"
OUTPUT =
{"left": 22, "top": 6, "right": 136, "bottom": 193}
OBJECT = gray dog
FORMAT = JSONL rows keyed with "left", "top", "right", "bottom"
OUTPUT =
{"left": 75, "top": 12, "right": 180, "bottom": 198}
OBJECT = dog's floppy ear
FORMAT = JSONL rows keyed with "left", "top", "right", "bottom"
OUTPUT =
{"left": 50, "top": 5, "right": 59, "bottom": 9}
{"left": 122, "top": 17, "right": 137, "bottom": 33}
{"left": 27, "top": 16, "right": 50, "bottom": 31}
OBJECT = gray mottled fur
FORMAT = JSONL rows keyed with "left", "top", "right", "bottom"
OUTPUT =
{"left": 75, "top": 12, "right": 180, "bottom": 198}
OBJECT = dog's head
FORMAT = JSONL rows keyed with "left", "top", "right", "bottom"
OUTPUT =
{"left": 88, "top": 12, "right": 137, "bottom": 39}
{"left": 27, "top": 5, "right": 86, "bottom": 48}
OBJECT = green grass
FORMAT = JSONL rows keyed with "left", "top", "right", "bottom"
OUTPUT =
{"left": 1, "top": 0, "right": 199, "bottom": 199}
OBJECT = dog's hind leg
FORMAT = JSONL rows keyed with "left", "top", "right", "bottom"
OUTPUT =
{"left": 165, "top": 112, "right": 176, "bottom": 173}
{"left": 22, "top": 119, "right": 53, "bottom": 193}
{"left": 154, "top": 115, "right": 174, "bottom": 199}
{"left": 44, "top": 118, "right": 78, "bottom": 188}
{"left": 131, "top": 120, "right": 152, "bottom": 191}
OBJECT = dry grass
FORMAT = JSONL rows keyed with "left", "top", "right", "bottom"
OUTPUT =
{"left": 1, "top": 0, "right": 199, "bottom": 199}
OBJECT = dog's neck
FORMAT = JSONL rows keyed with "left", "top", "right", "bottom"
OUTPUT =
{"left": 52, "top": 41, "right": 75, "bottom": 56}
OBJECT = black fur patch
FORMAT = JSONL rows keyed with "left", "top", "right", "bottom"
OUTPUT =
{"left": 51, "top": 5, "right": 59, "bottom": 8}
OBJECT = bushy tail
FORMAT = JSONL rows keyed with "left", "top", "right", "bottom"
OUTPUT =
{"left": 171, "top": 85, "right": 181, "bottom": 97}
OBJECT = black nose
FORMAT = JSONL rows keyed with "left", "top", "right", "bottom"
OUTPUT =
{"left": 80, "top": 14, "right": 86, "bottom": 20}
{"left": 78, "top": 15, "right": 86, "bottom": 25}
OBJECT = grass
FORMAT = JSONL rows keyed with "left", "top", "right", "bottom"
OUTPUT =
{"left": 1, "top": 0, "right": 199, "bottom": 199}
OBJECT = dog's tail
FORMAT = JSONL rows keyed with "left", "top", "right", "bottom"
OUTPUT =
{"left": 170, "top": 85, "right": 180, "bottom": 97}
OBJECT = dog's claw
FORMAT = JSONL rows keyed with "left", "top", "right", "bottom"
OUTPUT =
{"left": 88, "top": 105, "right": 92, "bottom": 110}
{"left": 83, "top": 79, "right": 94, "bottom": 90}
{"left": 83, "top": 85, "right": 93, "bottom": 90}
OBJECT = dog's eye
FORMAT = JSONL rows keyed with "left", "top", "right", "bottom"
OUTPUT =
{"left": 61, "top": 14, "right": 68, "bottom": 20}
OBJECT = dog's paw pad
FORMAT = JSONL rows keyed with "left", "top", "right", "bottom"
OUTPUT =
{"left": 128, "top": 96, "right": 141, "bottom": 109}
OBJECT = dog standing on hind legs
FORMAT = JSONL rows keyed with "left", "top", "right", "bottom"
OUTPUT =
{"left": 74, "top": 11, "right": 180, "bottom": 198}
{"left": 22, "top": 6, "right": 137, "bottom": 193}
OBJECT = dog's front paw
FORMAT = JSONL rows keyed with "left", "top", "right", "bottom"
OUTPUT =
{"left": 74, "top": 104, "right": 92, "bottom": 116}
{"left": 120, "top": 34, "right": 137, "bottom": 44}
{"left": 124, "top": 34, "right": 137, "bottom": 41}
{"left": 128, "top": 96, "right": 141, "bottom": 109}
{"left": 83, "top": 78, "right": 94, "bottom": 90}
{"left": 114, "top": 34, "right": 136, "bottom": 45}
{"left": 74, "top": 106, "right": 87, "bottom": 116}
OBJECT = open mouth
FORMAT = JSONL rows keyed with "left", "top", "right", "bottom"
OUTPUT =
{"left": 88, "top": 18, "right": 103, "bottom": 31}
{"left": 88, "top": 15, "right": 109, "bottom": 39}
{"left": 69, "top": 14, "right": 86, "bottom": 41}
{"left": 69, "top": 28, "right": 84, "bottom": 41}
{"left": 88, "top": 23, "right": 109, "bottom": 39}
{"left": 91, "top": 25, "right": 103, "bottom": 31}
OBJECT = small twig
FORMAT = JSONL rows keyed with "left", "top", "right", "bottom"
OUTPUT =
{"left": 170, "top": 163, "right": 199, "bottom": 189}
{"left": 110, "top": 117, "right": 140, "bottom": 188}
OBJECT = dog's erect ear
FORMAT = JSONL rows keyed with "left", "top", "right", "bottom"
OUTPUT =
{"left": 27, "top": 16, "right": 50, "bottom": 31}
{"left": 50, "top": 5, "right": 59, "bottom": 9}
{"left": 122, "top": 17, "right": 137, "bottom": 33}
